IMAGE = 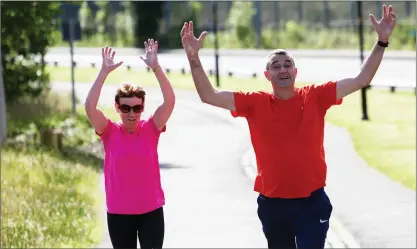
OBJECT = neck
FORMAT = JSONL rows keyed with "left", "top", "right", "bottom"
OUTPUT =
{"left": 123, "top": 123, "right": 137, "bottom": 133}
{"left": 272, "top": 86, "right": 296, "bottom": 100}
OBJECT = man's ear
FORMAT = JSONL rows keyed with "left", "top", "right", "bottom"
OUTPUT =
{"left": 114, "top": 102, "right": 119, "bottom": 113}
{"left": 293, "top": 67, "right": 298, "bottom": 78}
{"left": 264, "top": 70, "right": 270, "bottom": 81}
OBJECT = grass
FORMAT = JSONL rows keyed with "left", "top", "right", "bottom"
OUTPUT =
{"left": 326, "top": 90, "right": 416, "bottom": 190}
{"left": 47, "top": 66, "right": 416, "bottom": 190}
{"left": 1, "top": 146, "right": 103, "bottom": 248}
{"left": 1, "top": 91, "right": 105, "bottom": 248}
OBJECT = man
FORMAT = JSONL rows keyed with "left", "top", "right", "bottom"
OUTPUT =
{"left": 180, "top": 4, "right": 396, "bottom": 249}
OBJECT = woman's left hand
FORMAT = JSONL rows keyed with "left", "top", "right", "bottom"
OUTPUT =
{"left": 140, "top": 39, "right": 160, "bottom": 70}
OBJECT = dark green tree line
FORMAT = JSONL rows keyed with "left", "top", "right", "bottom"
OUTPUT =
{"left": 131, "top": 1, "right": 164, "bottom": 48}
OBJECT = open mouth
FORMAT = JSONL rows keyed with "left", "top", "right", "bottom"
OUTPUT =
{"left": 278, "top": 75, "right": 290, "bottom": 80}
{"left": 127, "top": 118, "right": 136, "bottom": 122}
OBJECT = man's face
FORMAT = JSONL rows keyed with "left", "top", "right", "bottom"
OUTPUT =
{"left": 264, "top": 54, "right": 297, "bottom": 88}
{"left": 115, "top": 97, "right": 144, "bottom": 126}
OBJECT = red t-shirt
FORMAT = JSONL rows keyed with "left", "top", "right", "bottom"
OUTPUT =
{"left": 231, "top": 81, "right": 343, "bottom": 198}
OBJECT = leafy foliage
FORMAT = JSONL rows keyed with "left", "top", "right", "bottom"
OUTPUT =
{"left": 1, "top": 1, "right": 61, "bottom": 102}
{"left": 227, "top": 2, "right": 256, "bottom": 48}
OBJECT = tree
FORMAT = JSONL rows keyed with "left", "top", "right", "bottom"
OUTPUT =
{"left": 1, "top": 1, "right": 60, "bottom": 103}
{"left": 131, "top": 1, "right": 164, "bottom": 48}
{"left": 227, "top": 2, "right": 256, "bottom": 48}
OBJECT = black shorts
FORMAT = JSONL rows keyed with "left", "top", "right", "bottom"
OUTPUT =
{"left": 107, "top": 207, "right": 164, "bottom": 249}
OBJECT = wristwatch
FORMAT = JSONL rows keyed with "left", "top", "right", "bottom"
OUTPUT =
{"left": 377, "top": 40, "right": 389, "bottom": 47}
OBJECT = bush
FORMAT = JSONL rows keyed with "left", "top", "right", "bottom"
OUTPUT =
{"left": 6, "top": 90, "right": 97, "bottom": 149}
{"left": 227, "top": 2, "right": 257, "bottom": 48}
{"left": 202, "top": 20, "right": 416, "bottom": 51}
{"left": 1, "top": 1, "right": 61, "bottom": 102}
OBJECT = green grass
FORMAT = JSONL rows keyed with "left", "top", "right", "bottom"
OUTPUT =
{"left": 326, "top": 90, "right": 416, "bottom": 190}
{"left": 1, "top": 146, "right": 103, "bottom": 248}
{"left": 2, "top": 90, "right": 106, "bottom": 247}
{"left": 48, "top": 66, "right": 416, "bottom": 190}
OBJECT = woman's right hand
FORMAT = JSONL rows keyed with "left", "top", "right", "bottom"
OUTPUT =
{"left": 101, "top": 46, "right": 123, "bottom": 74}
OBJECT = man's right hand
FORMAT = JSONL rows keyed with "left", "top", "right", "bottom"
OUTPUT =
{"left": 180, "top": 21, "right": 207, "bottom": 59}
{"left": 101, "top": 46, "right": 123, "bottom": 74}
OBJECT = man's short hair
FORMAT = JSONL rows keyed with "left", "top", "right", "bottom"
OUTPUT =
{"left": 265, "top": 49, "right": 295, "bottom": 70}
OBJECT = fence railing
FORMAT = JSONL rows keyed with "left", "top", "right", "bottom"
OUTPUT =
{"left": 45, "top": 57, "right": 416, "bottom": 94}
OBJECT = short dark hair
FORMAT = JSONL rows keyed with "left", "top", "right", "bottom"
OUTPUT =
{"left": 265, "top": 49, "right": 295, "bottom": 70}
{"left": 115, "top": 83, "right": 146, "bottom": 105}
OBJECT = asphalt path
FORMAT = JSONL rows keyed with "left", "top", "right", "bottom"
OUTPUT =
{"left": 46, "top": 47, "right": 416, "bottom": 89}
{"left": 53, "top": 82, "right": 266, "bottom": 247}
{"left": 52, "top": 82, "right": 340, "bottom": 248}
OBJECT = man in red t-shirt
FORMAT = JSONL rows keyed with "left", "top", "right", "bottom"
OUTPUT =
{"left": 180, "top": 4, "right": 396, "bottom": 248}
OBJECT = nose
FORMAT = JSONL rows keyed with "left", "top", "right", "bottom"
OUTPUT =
{"left": 278, "top": 66, "right": 288, "bottom": 73}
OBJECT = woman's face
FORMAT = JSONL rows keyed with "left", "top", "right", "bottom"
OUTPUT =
{"left": 115, "top": 97, "right": 144, "bottom": 127}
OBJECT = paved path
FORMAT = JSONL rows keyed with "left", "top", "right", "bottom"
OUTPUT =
{"left": 243, "top": 123, "right": 416, "bottom": 248}
{"left": 85, "top": 87, "right": 268, "bottom": 248}
{"left": 323, "top": 124, "right": 416, "bottom": 248}
{"left": 46, "top": 47, "right": 416, "bottom": 89}
{"left": 53, "top": 83, "right": 343, "bottom": 248}
{"left": 53, "top": 82, "right": 416, "bottom": 248}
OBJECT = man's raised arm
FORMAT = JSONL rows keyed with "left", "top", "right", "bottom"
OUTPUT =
{"left": 336, "top": 4, "right": 397, "bottom": 100}
{"left": 181, "top": 21, "right": 236, "bottom": 111}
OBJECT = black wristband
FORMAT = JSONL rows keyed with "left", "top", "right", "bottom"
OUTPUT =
{"left": 377, "top": 40, "right": 389, "bottom": 47}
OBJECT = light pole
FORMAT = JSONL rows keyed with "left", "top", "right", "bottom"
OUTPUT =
{"left": 357, "top": 0, "right": 369, "bottom": 121}
{"left": 212, "top": 2, "right": 220, "bottom": 87}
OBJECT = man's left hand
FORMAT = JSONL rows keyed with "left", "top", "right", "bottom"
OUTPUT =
{"left": 370, "top": 4, "right": 397, "bottom": 43}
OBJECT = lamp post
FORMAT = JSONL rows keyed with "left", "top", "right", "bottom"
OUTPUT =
{"left": 212, "top": 2, "right": 220, "bottom": 87}
{"left": 357, "top": 0, "right": 369, "bottom": 121}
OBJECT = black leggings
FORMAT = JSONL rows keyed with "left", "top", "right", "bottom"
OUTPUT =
{"left": 107, "top": 207, "right": 164, "bottom": 249}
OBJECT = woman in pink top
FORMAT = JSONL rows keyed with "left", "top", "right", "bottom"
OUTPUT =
{"left": 84, "top": 39, "right": 175, "bottom": 249}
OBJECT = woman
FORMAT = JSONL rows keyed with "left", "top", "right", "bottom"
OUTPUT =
{"left": 84, "top": 39, "right": 175, "bottom": 249}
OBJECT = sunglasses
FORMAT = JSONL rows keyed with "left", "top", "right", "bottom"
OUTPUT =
{"left": 118, "top": 104, "right": 144, "bottom": 113}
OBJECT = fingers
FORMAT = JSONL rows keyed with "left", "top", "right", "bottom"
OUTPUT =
{"left": 180, "top": 24, "right": 186, "bottom": 38}
{"left": 390, "top": 12, "right": 397, "bottom": 27}
{"left": 369, "top": 14, "right": 378, "bottom": 29}
{"left": 189, "top": 21, "right": 194, "bottom": 37}
{"left": 388, "top": 5, "right": 393, "bottom": 13}
{"left": 198, "top": 31, "right": 208, "bottom": 43}
{"left": 383, "top": 4, "right": 388, "bottom": 18}
{"left": 102, "top": 46, "right": 116, "bottom": 58}
{"left": 144, "top": 38, "right": 158, "bottom": 52}
{"left": 110, "top": 61, "right": 123, "bottom": 71}
{"left": 387, "top": 5, "right": 396, "bottom": 21}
